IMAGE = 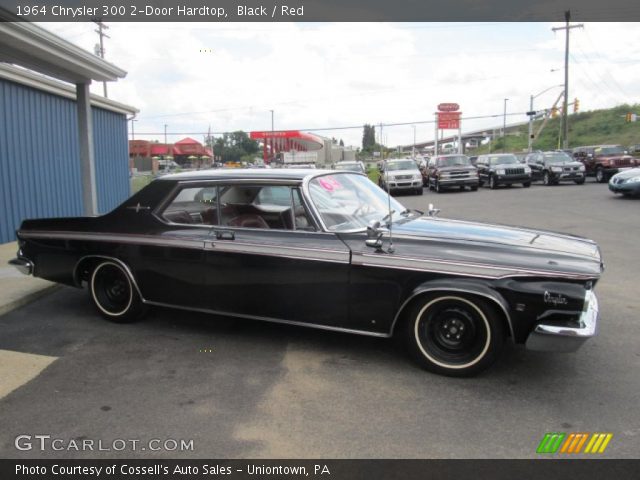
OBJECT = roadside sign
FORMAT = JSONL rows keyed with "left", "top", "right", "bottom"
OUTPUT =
{"left": 437, "top": 111, "right": 461, "bottom": 129}
{"left": 438, "top": 103, "right": 460, "bottom": 112}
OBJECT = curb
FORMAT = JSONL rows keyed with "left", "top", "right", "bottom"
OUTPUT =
{"left": 0, "top": 284, "right": 63, "bottom": 317}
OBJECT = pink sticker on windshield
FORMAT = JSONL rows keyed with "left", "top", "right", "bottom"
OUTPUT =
{"left": 318, "top": 177, "right": 342, "bottom": 191}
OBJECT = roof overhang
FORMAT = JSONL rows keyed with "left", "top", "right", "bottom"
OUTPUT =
{"left": 0, "top": 63, "right": 137, "bottom": 115}
{"left": 250, "top": 130, "right": 324, "bottom": 151}
{"left": 0, "top": 14, "right": 126, "bottom": 83}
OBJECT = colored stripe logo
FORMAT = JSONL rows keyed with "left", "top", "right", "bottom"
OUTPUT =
{"left": 537, "top": 433, "right": 613, "bottom": 454}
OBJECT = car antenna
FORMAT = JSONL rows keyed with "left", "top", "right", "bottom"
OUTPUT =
{"left": 383, "top": 138, "right": 395, "bottom": 254}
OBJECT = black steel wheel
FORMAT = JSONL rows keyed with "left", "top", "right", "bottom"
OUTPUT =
{"left": 90, "top": 261, "right": 146, "bottom": 323}
{"left": 404, "top": 294, "right": 505, "bottom": 377}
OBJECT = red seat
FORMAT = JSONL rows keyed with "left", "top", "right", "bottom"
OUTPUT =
{"left": 227, "top": 214, "right": 269, "bottom": 229}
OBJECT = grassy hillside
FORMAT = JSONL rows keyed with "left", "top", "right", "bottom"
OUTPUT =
{"left": 471, "top": 104, "right": 640, "bottom": 154}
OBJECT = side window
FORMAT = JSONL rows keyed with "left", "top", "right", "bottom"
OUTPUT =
{"left": 162, "top": 186, "right": 218, "bottom": 225}
{"left": 218, "top": 184, "right": 315, "bottom": 231}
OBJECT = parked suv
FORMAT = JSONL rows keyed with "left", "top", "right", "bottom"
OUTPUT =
{"left": 524, "top": 151, "right": 586, "bottom": 185}
{"left": 572, "top": 145, "right": 637, "bottom": 183}
{"left": 426, "top": 154, "right": 479, "bottom": 193}
{"left": 476, "top": 153, "right": 532, "bottom": 189}
{"left": 379, "top": 158, "right": 423, "bottom": 195}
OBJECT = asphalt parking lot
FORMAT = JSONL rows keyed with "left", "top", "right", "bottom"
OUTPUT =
{"left": 1, "top": 180, "right": 638, "bottom": 459}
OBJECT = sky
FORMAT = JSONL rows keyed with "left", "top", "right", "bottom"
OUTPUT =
{"left": 39, "top": 21, "right": 640, "bottom": 149}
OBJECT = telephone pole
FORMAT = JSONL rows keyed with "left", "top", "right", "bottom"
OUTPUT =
{"left": 552, "top": 10, "right": 583, "bottom": 149}
{"left": 93, "top": 20, "right": 110, "bottom": 98}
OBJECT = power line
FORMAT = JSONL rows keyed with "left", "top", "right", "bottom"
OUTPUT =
{"left": 93, "top": 19, "right": 110, "bottom": 98}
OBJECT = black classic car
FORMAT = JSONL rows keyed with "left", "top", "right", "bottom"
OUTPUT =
{"left": 426, "top": 154, "right": 479, "bottom": 193}
{"left": 524, "top": 151, "right": 586, "bottom": 185}
{"left": 476, "top": 153, "right": 532, "bottom": 189}
{"left": 10, "top": 169, "right": 602, "bottom": 376}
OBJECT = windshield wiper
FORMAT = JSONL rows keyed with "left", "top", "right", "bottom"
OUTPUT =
{"left": 380, "top": 209, "right": 396, "bottom": 226}
{"left": 400, "top": 208, "right": 423, "bottom": 217}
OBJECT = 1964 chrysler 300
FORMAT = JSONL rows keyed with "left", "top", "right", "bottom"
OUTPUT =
{"left": 10, "top": 169, "right": 603, "bottom": 376}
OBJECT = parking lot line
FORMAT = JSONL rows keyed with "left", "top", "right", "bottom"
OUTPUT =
{"left": 0, "top": 349, "right": 57, "bottom": 400}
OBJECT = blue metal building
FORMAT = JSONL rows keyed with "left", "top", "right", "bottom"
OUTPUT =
{"left": 0, "top": 20, "right": 136, "bottom": 244}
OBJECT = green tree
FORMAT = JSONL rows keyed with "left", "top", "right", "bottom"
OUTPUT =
{"left": 362, "top": 124, "right": 376, "bottom": 151}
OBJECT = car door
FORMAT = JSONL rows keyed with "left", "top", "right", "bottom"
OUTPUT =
{"left": 476, "top": 156, "right": 489, "bottom": 183}
{"left": 526, "top": 154, "right": 543, "bottom": 181}
{"left": 134, "top": 183, "right": 219, "bottom": 309}
{"left": 203, "top": 182, "right": 351, "bottom": 328}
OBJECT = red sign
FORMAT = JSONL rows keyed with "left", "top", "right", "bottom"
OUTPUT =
{"left": 438, "top": 103, "right": 460, "bottom": 112}
{"left": 437, "top": 111, "right": 461, "bottom": 129}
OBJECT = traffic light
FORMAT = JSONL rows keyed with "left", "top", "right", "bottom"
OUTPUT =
{"left": 574, "top": 98, "right": 579, "bottom": 113}
{"left": 551, "top": 107, "right": 559, "bottom": 118}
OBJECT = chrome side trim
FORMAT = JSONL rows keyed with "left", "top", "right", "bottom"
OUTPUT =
{"left": 20, "top": 230, "right": 205, "bottom": 250}
{"left": 389, "top": 287, "right": 515, "bottom": 340}
{"left": 351, "top": 251, "right": 600, "bottom": 281}
{"left": 525, "top": 290, "right": 598, "bottom": 352}
{"left": 73, "top": 255, "right": 144, "bottom": 299}
{"left": 206, "top": 240, "right": 349, "bottom": 264}
{"left": 20, "top": 230, "right": 350, "bottom": 265}
{"left": 144, "top": 300, "right": 390, "bottom": 339}
{"left": 9, "top": 257, "right": 33, "bottom": 275}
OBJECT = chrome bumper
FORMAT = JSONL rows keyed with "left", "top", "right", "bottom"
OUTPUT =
{"left": 525, "top": 290, "right": 599, "bottom": 352}
{"left": 9, "top": 257, "right": 33, "bottom": 276}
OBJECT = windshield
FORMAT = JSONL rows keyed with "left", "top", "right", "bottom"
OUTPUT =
{"left": 597, "top": 146, "right": 625, "bottom": 156}
{"left": 437, "top": 155, "right": 471, "bottom": 167}
{"left": 308, "top": 173, "right": 407, "bottom": 232}
{"left": 386, "top": 160, "right": 418, "bottom": 171}
{"left": 543, "top": 152, "right": 573, "bottom": 164}
{"left": 488, "top": 155, "right": 518, "bottom": 165}
{"left": 335, "top": 162, "right": 364, "bottom": 172}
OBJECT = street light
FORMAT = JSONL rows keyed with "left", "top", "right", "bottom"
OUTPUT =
{"left": 503, "top": 98, "right": 508, "bottom": 152}
{"left": 527, "top": 84, "right": 564, "bottom": 152}
{"left": 163, "top": 124, "right": 168, "bottom": 160}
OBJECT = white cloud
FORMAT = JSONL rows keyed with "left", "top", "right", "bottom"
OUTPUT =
{"left": 38, "top": 22, "right": 640, "bottom": 148}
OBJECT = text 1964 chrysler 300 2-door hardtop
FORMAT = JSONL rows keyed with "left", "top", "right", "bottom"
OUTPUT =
{"left": 10, "top": 169, "right": 603, "bottom": 376}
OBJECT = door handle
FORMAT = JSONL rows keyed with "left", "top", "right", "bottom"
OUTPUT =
{"left": 215, "top": 230, "right": 235, "bottom": 241}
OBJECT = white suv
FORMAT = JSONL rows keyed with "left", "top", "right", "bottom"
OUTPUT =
{"left": 379, "top": 159, "right": 423, "bottom": 195}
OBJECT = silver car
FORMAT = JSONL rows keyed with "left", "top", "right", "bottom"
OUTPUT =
{"left": 379, "top": 159, "right": 423, "bottom": 195}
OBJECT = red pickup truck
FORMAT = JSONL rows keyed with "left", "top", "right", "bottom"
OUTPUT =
{"left": 572, "top": 145, "right": 637, "bottom": 183}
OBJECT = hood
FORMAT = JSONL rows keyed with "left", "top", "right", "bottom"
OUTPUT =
{"left": 437, "top": 165, "right": 476, "bottom": 172}
{"left": 547, "top": 161, "right": 584, "bottom": 168}
{"left": 612, "top": 167, "right": 640, "bottom": 180}
{"left": 383, "top": 216, "right": 602, "bottom": 278}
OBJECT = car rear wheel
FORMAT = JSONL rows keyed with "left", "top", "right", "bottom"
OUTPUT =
{"left": 89, "top": 261, "right": 146, "bottom": 323}
{"left": 404, "top": 294, "right": 505, "bottom": 377}
{"left": 595, "top": 167, "right": 606, "bottom": 183}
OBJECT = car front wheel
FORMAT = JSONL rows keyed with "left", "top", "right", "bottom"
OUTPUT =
{"left": 489, "top": 175, "right": 497, "bottom": 189}
{"left": 90, "top": 261, "right": 146, "bottom": 323}
{"left": 595, "top": 167, "right": 606, "bottom": 183}
{"left": 405, "top": 294, "right": 505, "bottom": 377}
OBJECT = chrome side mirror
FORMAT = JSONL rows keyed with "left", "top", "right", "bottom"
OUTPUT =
{"left": 366, "top": 219, "right": 384, "bottom": 252}
{"left": 427, "top": 203, "right": 441, "bottom": 217}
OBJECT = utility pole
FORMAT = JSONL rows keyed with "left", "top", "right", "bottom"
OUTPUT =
{"left": 93, "top": 20, "right": 110, "bottom": 98}
{"left": 412, "top": 125, "right": 416, "bottom": 158}
{"left": 552, "top": 10, "right": 583, "bottom": 149}
{"left": 502, "top": 98, "right": 508, "bottom": 152}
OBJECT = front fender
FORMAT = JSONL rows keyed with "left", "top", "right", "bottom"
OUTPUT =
{"left": 389, "top": 278, "right": 514, "bottom": 340}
